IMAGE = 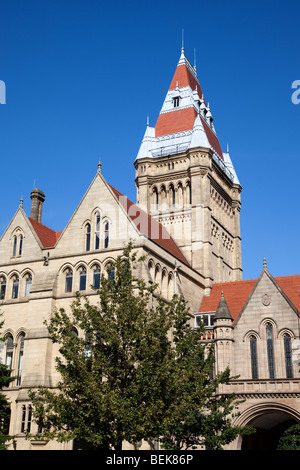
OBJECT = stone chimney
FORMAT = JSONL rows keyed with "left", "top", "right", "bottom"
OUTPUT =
{"left": 30, "top": 189, "right": 45, "bottom": 223}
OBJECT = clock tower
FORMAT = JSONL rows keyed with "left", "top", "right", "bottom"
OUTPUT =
{"left": 134, "top": 47, "right": 242, "bottom": 292}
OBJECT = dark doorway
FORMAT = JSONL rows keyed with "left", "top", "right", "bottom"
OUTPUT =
{"left": 242, "top": 415, "right": 298, "bottom": 450}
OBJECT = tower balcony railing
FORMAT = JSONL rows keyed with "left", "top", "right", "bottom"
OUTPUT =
{"left": 151, "top": 143, "right": 189, "bottom": 158}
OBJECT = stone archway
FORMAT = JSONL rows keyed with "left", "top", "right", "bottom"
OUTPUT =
{"left": 234, "top": 403, "right": 300, "bottom": 450}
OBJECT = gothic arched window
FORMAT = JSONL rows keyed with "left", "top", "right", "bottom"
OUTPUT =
{"left": 16, "top": 333, "right": 25, "bottom": 386}
{"left": 170, "top": 185, "right": 175, "bottom": 206}
{"left": 19, "top": 235, "right": 23, "bottom": 256}
{"left": 95, "top": 212, "right": 101, "bottom": 250}
{"left": 0, "top": 276, "right": 6, "bottom": 300}
{"left": 25, "top": 274, "right": 32, "bottom": 297}
{"left": 250, "top": 335, "right": 258, "bottom": 379}
{"left": 284, "top": 334, "right": 293, "bottom": 378}
{"left": 104, "top": 222, "right": 109, "bottom": 249}
{"left": 5, "top": 334, "right": 14, "bottom": 369}
{"left": 79, "top": 267, "right": 87, "bottom": 291}
{"left": 153, "top": 188, "right": 159, "bottom": 210}
{"left": 65, "top": 268, "right": 73, "bottom": 293}
{"left": 107, "top": 263, "right": 115, "bottom": 282}
{"left": 12, "top": 275, "right": 19, "bottom": 299}
{"left": 12, "top": 236, "right": 17, "bottom": 257}
{"left": 266, "top": 323, "right": 275, "bottom": 379}
{"left": 85, "top": 224, "right": 91, "bottom": 252}
{"left": 93, "top": 265, "right": 101, "bottom": 290}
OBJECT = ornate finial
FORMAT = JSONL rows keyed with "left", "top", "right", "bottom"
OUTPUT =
{"left": 19, "top": 196, "right": 23, "bottom": 208}
{"left": 263, "top": 256, "right": 267, "bottom": 269}
{"left": 181, "top": 28, "right": 184, "bottom": 52}
{"left": 227, "top": 143, "right": 229, "bottom": 154}
{"left": 98, "top": 160, "right": 102, "bottom": 174}
{"left": 194, "top": 48, "right": 197, "bottom": 71}
{"left": 221, "top": 289, "right": 224, "bottom": 298}
{"left": 147, "top": 115, "right": 149, "bottom": 127}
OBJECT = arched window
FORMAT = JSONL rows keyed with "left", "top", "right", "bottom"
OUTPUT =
{"left": 170, "top": 185, "right": 175, "bottom": 206}
{"left": 250, "top": 335, "right": 258, "bottom": 379}
{"left": 17, "top": 333, "right": 25, "bottom": 386}
{"left": 85, "top": 224, "right": 91, "bottom": 252}
{"left": 19, "top": 235, "right": 23, "bottom": 256}
{"left": 5, "top": 334, "right": 14, "bottom": 369}
{"left": 266, "top": 323, "right": 275, "bottom": 379}
{"left": 188, "top": 183, "right": 192, "bottom": 204}
{"left": 153, "top": 188, "right": 159, "bottom": 210}
{"left": 107, "top": 264, "right": 115, "bottom": 282}
{"left": 24, "top": 274, "right": 32, "bottom": 297}
{"left": 95, "top": 212, "right": 101, "bottom": 250}
{"left": 79, "top": 267, "right": 87, "bottom": 291}
{"left": 284, "top": 334, "right": 293, "bottom": 378}
{"left": 12, "top": 275, "right": 19, "bottom": 299}
{"left": 0, "top": 276, "right": 6, "bottom": 300}
{"left": 93, "top": 265, "right": 101, "bottom": 290}
{"left": 65, "top": 268, "right": 73, "bottom": 293}
{"left": 104, "top": 222, "right": 109, "bottom": 249}
{"left": 12, "top": 236, "right": 17, "bottom": 257}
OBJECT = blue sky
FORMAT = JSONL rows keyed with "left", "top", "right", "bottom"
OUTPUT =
{"left": 0, "top": 0, "right": 299, "bottom": 280}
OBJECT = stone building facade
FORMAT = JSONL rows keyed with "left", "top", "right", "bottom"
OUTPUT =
{"left": 0, "top": 48, "right": 299, "bottom": 450}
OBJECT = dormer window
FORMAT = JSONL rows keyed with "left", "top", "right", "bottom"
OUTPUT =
{"left": 194, "top": 313, "right": 215, "bottom": 328}
{"left": 173, "top": 96, "right": 180, "bottom": 108}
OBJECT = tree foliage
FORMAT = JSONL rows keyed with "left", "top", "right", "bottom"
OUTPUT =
{"left": 29, "top": 243, "right": 252, "bottom": 450}
{"left": 0, "top": 313, "right": 16, "bottom": 450}
{"left": 277, "top": 424, "right": 300, "bottom": 450}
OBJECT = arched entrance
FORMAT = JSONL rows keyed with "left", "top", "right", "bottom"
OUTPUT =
{"left": 235, "top": 403, "right": 300, "bottom": 450}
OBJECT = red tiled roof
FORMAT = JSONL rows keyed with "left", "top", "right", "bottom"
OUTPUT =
{"left": 199, "top": 274, "right": 300, "bottom": 322}
{"left": 154, "top": 59, "right": 224, "bottom": 160}
{"left": 169, "top": 63, "right": 204, "bottom": 98}
{"left": 28, "top": 217, "right": 62, "bottom": 248}
{"left": 108, "top": 185, "right": 190, "bottom": 267}
{"left": 276, "top": 275, "right": 300, "bottom": 312}
{"left": 155, "top": 107, "right": 197, "bottom": 137}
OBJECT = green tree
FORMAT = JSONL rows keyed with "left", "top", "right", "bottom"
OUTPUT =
{"left": 277, "top": 424, "right": 300, "bottom": 450}
{"left": 0, "top": 313, "right": 16, "bottom": 450}
{"left": 29, "top": 243, "right": 252, "bottom": 450}
{"left": 158, "top": 295, "right": 252, "bottom": 450}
